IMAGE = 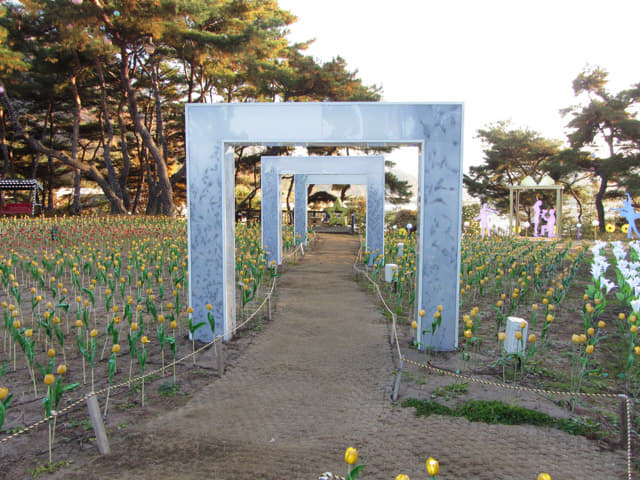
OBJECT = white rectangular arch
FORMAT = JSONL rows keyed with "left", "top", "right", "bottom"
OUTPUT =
{"left": 294, "top": 173, "right": 369, "bottom": 246}
{"left": 261, "top": 156, "right": 385, "bottom": 265}
{"left": 185, "top": 102, "right": 463, "bottom": 350}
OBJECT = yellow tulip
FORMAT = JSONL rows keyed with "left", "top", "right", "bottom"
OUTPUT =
{"left": 170, "top": 320, "right": 178, "bottom": 329}
{"left": 634, "top": 346, "right": 640, "bottom": 356}
{"left": 620, "top": 312, "right": 627, "bottom": 321}
{"left": 464, "top": 329, "right": 472, "bottom": 338}
{"left": 587, "top": 328, "right": 595, "bottom": 336}
{"left": 515, "top": 331, "right": 522, "bottom": 340}
{"left": 344, "top": 447, "right": 358, "bottom": 465}
{"left": 631, "top": 325, "right": 638, "bottom": 334}
{"left": 498, "top": 332, "right": 506, "bottom": 342}
{"left": 0, "top": 387, "right": 8, "bottom": 400}
{"left": 426, "top": 457, "right": 439, "bottom": 476}
{"left": 598, "top": 320, "right": 606, "bottom": 329}
{"left": 141, "top": 336, "right": 150, "bottom": 344}
{"left": 571, "top": 334, "right": 580, "bottom": 344}
{"left": 112, "top": 344, "right": 121, "bottom": 354}
{"left": 538, "top": 474, "right": 552, "bottom": 480}
{"left": 411, "top": 320, "right": 418, "bottom": 330}
{"left": 131, "top": 322, "right": 138, "bottom": 331}
{"left": 418, "top": 309, "right": 425, "bottom": 317}
{"left": 57, "top": 364, "right": 67, "bottom": 375}
{"left": 44, "top": 374, "right": 55, "bottom": 385}
{"left": 25, "top": 329, "right": 33, "bottom": 338}
{"left": 47, "top": 348, "right": 56, "bottom": 358}
{"left": 75, "top": 319, "right": 83, "bottom": 328}
{"left": 395, "top": 475, "right": 410, "bottom": 480}
{"left": 90, "top": 329, "right": 98, "bottom": 338}
{"left": 585, "top": 345, "right": 594, "bottom": 354}
{"left": 528, "top": 334, "right": 536, "bottom": 343}
{"left": 206, "top": 303, "right": 213, "bottom": 311}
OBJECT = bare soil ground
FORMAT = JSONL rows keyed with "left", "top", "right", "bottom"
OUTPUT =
{"left": 2, "top": 234, "right": 628, "bottom": 479}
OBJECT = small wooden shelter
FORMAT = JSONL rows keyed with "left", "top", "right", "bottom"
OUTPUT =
{"left": 508, "top": 175, "right": 563, "bottom": 239}
{"left": 0, "top": 179, "right": 43, "bottom": 216}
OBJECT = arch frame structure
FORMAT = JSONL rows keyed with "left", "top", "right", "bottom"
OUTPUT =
{"left": 185, "top": 102, "right": 463, "bottom": 350}
{"left": 294, "top": 173, "right": 370, "bottom": 245}
{"left": 261, "top": 155, "right": 385, "bottom": 265}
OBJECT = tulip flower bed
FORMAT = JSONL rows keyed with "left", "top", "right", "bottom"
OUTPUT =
{"left": 374, "top": 232, "right": 640, "bottom": 395}
{"left": 0, "top": 215, "right": 294, "bottom": 475}
{"left": 363, "top": 230, "right": 640, "bottom": 455}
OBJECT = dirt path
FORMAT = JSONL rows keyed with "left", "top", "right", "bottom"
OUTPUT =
{"left": 56, "top": 234, "right": 626, "bottom": 480}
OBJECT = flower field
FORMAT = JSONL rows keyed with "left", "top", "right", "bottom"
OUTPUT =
{"left": 0, "top": 215, "right": 286, "bottom": 471}
{"left": 359, "top": 230, "right": 640, "bottom": 476}
{"left": 377, "top": 231, "right": 640, "bottom": 397}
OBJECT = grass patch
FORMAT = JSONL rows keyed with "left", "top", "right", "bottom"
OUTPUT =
{"left": 29, "top": 460, "right": 71, "bottom": 478}
{"left": 157, "top": 380, "right": 182, "bottom": 397}
{"left": 431, "top": 382, "right": 469, "bottom": 400}
{"left": 402, "top": 398, "right": 602, "bottom": 438}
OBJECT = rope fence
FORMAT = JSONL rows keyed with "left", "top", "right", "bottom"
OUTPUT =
{"left": 352, "top": 252, "right": 634, "bottom": 480}
{"left": 0, "top": 242, "right": 307, "bottom": 453}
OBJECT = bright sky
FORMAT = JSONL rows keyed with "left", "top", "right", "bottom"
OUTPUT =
{"left": 279, "top": 0, "right": 640, "bottom": 175}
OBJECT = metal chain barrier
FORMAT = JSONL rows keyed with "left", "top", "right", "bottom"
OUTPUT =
{"left": 0, "top": 240, "right": 306, "bottom": 448}
{"left": 353, "top": 249, "right": 634, "bottom": 480}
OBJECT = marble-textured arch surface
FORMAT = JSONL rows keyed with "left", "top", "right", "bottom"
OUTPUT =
{"left": 260, "top": 156, "right": 384, "bottom": 264}
{"left": 185, "top": 102, "right": 463, "bottom": 350}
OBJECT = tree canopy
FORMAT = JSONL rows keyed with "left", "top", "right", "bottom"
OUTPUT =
{"left": 465, "top": 67, "right": 640, "bottom": 230}
{"left": 0, "top": 0, "right": 382, "bottom": 215}
{"left": 463, "top": 122, "right": 562, "bottom": 211}
{"left": 562, "top": 66, "right": 640, "bottom": 230}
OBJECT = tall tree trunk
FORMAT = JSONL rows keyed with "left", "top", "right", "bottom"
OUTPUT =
{"left": 131, "top": 147, "right": 146, "bottom": 215}
{"left": 340, "top": 185, "right": 350, "bottom": 201}
{"left": 566, "top": 185, "right": 583, "bottom": 224}
{"left": 69, "top": 72, "right": 82, "bottom": 215}
{"left": 119, "top": 47, "right": 175, "bottom": 216}
{"left": 1, "top": 108, "right": 9, "bottom": 179}
{"left": 46, "top": 107, "right": 55, "bottom": 212}
{"left": 285, "top": 175, "right": 294, "bottom": 224}
{"left": 595, "top": 174, "right": 608, "bottom": 233}
{"left": 0, "top": 87, "right": 126, "bottom": 212}
{"left": 117, "top": 99, "right": 132, "bottom": 210}
{"left": 95, "top": 59, "right": 127, "bottom": 213}
{"left": 152, "top": 63, "right": 169, "bottom": 165}
{"left": 46, "top": 155, "right": 53, "bottom": 212}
